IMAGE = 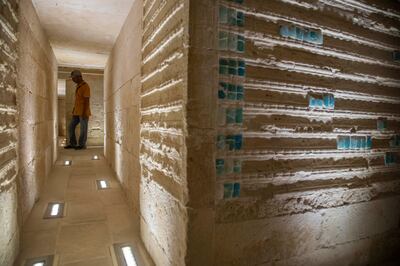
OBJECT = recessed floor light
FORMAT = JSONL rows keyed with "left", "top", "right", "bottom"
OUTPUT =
{"left": 24, "top": 255, "right": 54, "bottom": 266}
{"left": 92, "top": 155, "right": 99, "bottom": 160}
{"left": 122, "top": 246, "right": 137, "bottom": 266}
{"left": 43, "top": 202, "right": 64, "bottom": 219}
{"left": 113, "top": 243, "right": 138, "bottom": 266}
{"left": 96, "top": 179, "right": 110, "bottom": 190}
{"left": 64, "top": 160, "right": 72, "bottom": 166}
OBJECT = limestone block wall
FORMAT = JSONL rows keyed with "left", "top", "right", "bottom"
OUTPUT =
{"left": 17, "top": 0, "right": 58, "bottom": 227}
{"left": 61, "top": 68, "right": 104, "bottom": 146}
{"left": 104, "top": 0, "right": 142, "bottom": 219}
{"left": 208, "top": 0, "right": 400, "bottom": 265}
{"left": 140, "top": 0, "right": 190, "bottom": 265}
{"left": 0, "top": 0, "right": 19, "bottom": 264}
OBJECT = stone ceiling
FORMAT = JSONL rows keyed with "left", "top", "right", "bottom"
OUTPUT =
{"left": 32, "top": 0, "right": 135, "bottom": 69}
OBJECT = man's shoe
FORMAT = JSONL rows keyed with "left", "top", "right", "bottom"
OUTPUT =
{"left": 64, "top": 145, "right": 75, "bottom": 149}
{"left": 74, "top": 146, "right": 87, "bottom": 150}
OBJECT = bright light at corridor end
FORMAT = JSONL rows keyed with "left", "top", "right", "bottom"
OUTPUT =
{"left": 121, "top": 246, "right": 138, "bottom": 266}
{"left": 93, "top": 155, "right": 99, "bottom": 160}
{"left": 64, "top": 160, "right": 72, "bottom": 166}
{"left": 32, "top": 262, "right": 45, "bottom": 266}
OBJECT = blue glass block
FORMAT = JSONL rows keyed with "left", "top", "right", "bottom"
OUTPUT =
{"left": 281, "top": 25, "right": 296, "bottom": 38}
{"left": 216, "top": 159, "right": 225, "bottom": 175}
{"left": 228, "top": 8, "right": 237, "bottom": 26}
{"left": 219, "top": 6, "right": 229, "bottom": 24}
{"left": 323, "top": 94, "right": 335, "bottom": 109}
{"left": 217, "top": 135, "right": 225, "bottom": 150}
{"left": 234, "top": 134, "right": 243, "bottom": 150}
{"left": 219, "top": 58, "right": 229, "bottom": 75}
{"left": 226, "top": 108, "right": 236, "bottom": 124}
{"left": 218, "top": 82, "right": 227, "bottom": 99}
{"left": 280, "top": 25, "right": 290, "bottom": 37}
{"left": 309, "top": 96, "right": 316, "bottom": 108}
{"left": 315, "top": 98, "right": 323, "bottom": 108}
{"left": 366, "top": 136, "right": 372, "bottom": 149}
{"left": 237, "top": 11, "right": 245, "bottom": 27}
{"left": 304, "top": 29, "right": 323, "bottom": 44}
{"left": 377, "top": 118, "right": 387, "bottom": 131}
{"left": 393, "top": 51, "right": 400, "bottom": 61}
{"left": 229, "top": 59, "right": 237, "bottom": 75}
{"left": 356, "top": 137, "right": 363, "bottom": 149}
{"left": 223, "top": 183, "right": 234, "bottom": 199}
{"left": 384, "top": 152, "right": 396, "bottom": 165}
{"left": 228, "top": 33, "right": 238, "bottom": 51}
{"left": 360, "top": 137, "right": 366, "bottom": 149}
{"left": 227, "top": 84, "right": 237, "bottom": 100}
{"left": 237, "top": 35, "right": 245, "bottom": 52}
{"left": 236, "top": 108, "right": 243, "bottom": 124}
{"left": 236, "top": 85, "right": 244, "bottom": 100}
{"left": 350, "top": 136, "right": 359, "bottom": 149}
{"left": 233, "top": 183, "right": 241, "bottom": 197}
{"left": 295, "top": 27, "right": 304, "bottom": 41}
{"left": 337, "top": 136, "right": 350, "bottom": 149}
{"left": 219, "top": 31, "right": 228, "bottom": 50}
{"left": 238, "top": 60, "right": 246, "bottom": 76}
{"left": 233, "top": 159, "right": 242, "bottom": 173}
{"left": 226, "top": 135, "right": 236, "bottom": 151}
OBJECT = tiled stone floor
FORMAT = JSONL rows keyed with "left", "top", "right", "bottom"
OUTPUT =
{"left": 16, "top": 147, "right": 153, "bottom": 266}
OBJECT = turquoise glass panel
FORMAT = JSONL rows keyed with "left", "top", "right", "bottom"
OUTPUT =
{"left": 223, "top": 183, "right": 234, "bottom": 198}
{"left": 216, "top": 159, "right": 225, "bottom": 175}
{"left": 233, "top": 183, "right": 241, "bottom": 197}
{"left": 219, "top": 6, "right": 228, "bottom": 24}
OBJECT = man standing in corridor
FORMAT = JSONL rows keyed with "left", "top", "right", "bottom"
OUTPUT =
{"left": 64, "top": 70, "right": 91, "bottom": 150}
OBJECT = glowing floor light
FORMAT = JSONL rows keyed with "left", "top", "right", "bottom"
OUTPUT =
{"left": 121, "top": 246, "right": 138, "bottom": 266}
{"left": 64, "top": 160, "right": 71, "bottom": 166}
{"left": 93, "top": 155, "right": 99, "bottom": 160}
{"left": 96, "top": 179, "right": 110, "bottom": 190}
{"left": 44, "top": 202, "right": 64, "bottom": 219}
{"left": 50, "top": 203, "right": 60, "bottom": 216}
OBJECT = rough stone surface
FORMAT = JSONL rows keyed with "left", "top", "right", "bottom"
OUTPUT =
{"left": 60, "top": 68, "right": 104, "bottom": 146}
{"left": 0, "top": 0, "right": 19, "bottom": 264}
{"left": 208, "top": 0, "right": 400, "bottom": 265}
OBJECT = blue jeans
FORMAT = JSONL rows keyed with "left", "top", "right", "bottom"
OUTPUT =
{"left": 68, "top": 116, "right": 89, "bottom": 147}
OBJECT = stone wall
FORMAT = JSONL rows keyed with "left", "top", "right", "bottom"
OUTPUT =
{"left": 104, "top": 0, "right": 142, "bottom": 226}
{"left": 58, "top": 96, "right": 66, "bottom": 136}
{"left": 0, "top": 1, "right": 19, "bottom": 264}
{"left": 17, "top": 0, "right": 58, "bottom": 227}
{"left": 60, "top": 68, "right": 104, "bottom": 146}
{"left": 104, "top": 0, "right": 190, "bottom": 264}
{"left": 207, "top": 0, "right": 400, "bottom": 265}
{"left": 140, "top": 0, "right": 190, "bottom": 265}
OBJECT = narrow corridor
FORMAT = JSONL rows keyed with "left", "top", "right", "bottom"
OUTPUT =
{"left": 15, "top": 147, "right": 153, "bottom": 266}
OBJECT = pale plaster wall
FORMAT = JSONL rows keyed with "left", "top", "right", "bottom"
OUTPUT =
{"left": 60, "top": 68, "right": 104, "bottom": 146}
